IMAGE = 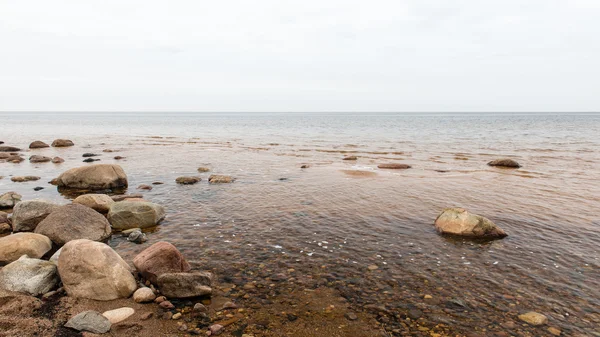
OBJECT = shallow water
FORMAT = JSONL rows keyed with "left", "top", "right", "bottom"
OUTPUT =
{"left": 1, "top": 112, "right": 599, "bottom": 336}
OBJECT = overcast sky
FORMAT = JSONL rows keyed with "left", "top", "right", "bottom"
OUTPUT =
{"left": 1, "top": 0, "right": 599, "bottom": 112}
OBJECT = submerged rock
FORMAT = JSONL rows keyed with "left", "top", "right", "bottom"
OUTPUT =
{"left": 137, "top": 184, "right": 153, "bottom": 190}
{"left": 133, "top": 241, "right": 191, "bottom": 284}
{"left": 29, "top": 141, "right": 49, "bottom": 149}
{"left": 208, "top": 175, "right": 234, "bottom": 183}
{"left": 0, "top": 255, "right": 58, "bottom": 296}
{"left": 54, "top": 164, "right": 128, "bottom": 190}
{"left": 82, "top": 158, "right": 100, "bottom": 163}
{"left": 434, "top": 208, "right": 507, "bottom": 238}
{"left": 0, "top": 191, "right": 22, "bottom": 209}
{"left": 0, "top": 232, "right": 52, "bottom": 264}
{"left": 11, "top": 200, "right": 60, "bottom": 232}
{"left": 488, "top": 158, "right": 521, "bottom": 168}
{"left": 11, "top": 176, "right": 41, "bottom": 182}
{"left": 51, "top": 157, "right": 65, "bottom": 164}
{"left": 65, "top": 310, "right": 111, "bottom": 333}
{"left": 176, "top": 176, "right": 201, "bottom": 185}
{"left": 377, "top": 163, "right": 411, "bottom": 169}
{"left": 35, "top": 204, "right": 112, "bottom": 245}
{"left": 157, "top": 272, "right": 213, "bottom": 298}
{"left": 73, "top": 194, "right": 115, "bottom": 213}
{"left": 127, "top": 230, "right": 147, "bottom": 244}
{"left": 29, "top": 155, "right": 52, "bottom": 163}
{"left": 107, "top": 201, "right": 165, "bottom": 230}
{"left": 518, "top": 312, "right": 548, "bottom": 326}
{"left": 51, "top": 139, "right": 74, "bottom": 147}
{"left": 6, "top": 155, "right": 25, "bottom": 163}
{"left": 343, "top": 155, "right": 358, "bottom": 161}
{"left": 58, "top": 239, "right": 137, "bottom": 300}
{"left": 0, "top": 146, "right": 21, "bottom": 152}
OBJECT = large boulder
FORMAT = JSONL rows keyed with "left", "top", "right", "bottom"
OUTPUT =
{"left": 487, "top": 158, "right": 521, "bottom": 168}
{"left": 0, "top": 192, "right": 22, "bottom": 209}
{"left": 434, "top": 208, "right": 507, "bottom": 238}
{"left": 11, "top": 200, "right": 60, "bottom": 232}
{"left": 29, "top": 141, "right": 50, "bottom": 149}
{"left": 34, "top": 204, "right": 111, "bottom": 245}
{"left": 58, "top": 239, "right": 137, "bottom": 300}
{"left": 107, "top": 201, "right": 166, "bottom": 230}
{"left": 54, "top": 164, "right": 128, "bottom": 190}
{"left": 156, "top": 272, "right": 213, "bottom": 298}
{"left": 133, "top": 242, "right": 191, "bottom": 284}
{"left": 0, "top": 255, "right": 58, "bottom": 296}
{"left": 0, "top": 233, "right": 52, "bottom": 264}
{"left": 73, "top": 194, "right": 115, "bottom": 213}
{"left": 51, "top": 139, "right": 74, "bottom": 147}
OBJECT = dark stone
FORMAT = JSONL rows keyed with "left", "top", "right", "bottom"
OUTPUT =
{"left": 33, "top": 187, "right": 44, "bottom": 191}
{"left": 82, "top": 153, "right": 100, "bottom": 157}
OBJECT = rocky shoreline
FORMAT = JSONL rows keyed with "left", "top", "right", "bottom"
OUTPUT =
{"left": 0, "top": 139, "right": 572, "bottom": 337}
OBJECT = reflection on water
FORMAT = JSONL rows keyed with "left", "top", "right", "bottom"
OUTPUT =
{"left": 1, "top": 113, "right": 599, "bottom": 335}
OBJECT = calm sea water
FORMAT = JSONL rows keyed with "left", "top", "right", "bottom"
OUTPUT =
{"left": 1, "top": 112, "right": 599, "bottom": 336}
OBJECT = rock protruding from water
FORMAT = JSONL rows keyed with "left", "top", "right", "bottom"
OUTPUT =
{"left": 197, "top": 167, "right": 210, "bottom": 173}
{"left": 0, "top": 146, "right": 21, "bottom": 152}
{"left": 73, "top": 194, "right": 115, "bottom": 213}
{"left": 58, "top": 239, "right": 137, "bottom": 300}
{"left": 434, "top": 208, "right": 507, "bottom": 238}
{"left": 11, "top": 176, "right": 40, "bottom": 182}
{"left": 12, "top": 200, "right": 60, "bottom": 232}
{"left": 518, "top": 312, "right": 548, "bottom": 326}
{"left": 0, "top": 233, "right": 52, "bottom": 264}
{"left": 208, "top": 175, "right": 234, "bottom": 183}
{"left": 0, "top": 192, "right": 21, "bottom": 209}
{"left": 487, "top": 158, "right": 521, "bottom": 168}
{"left": 107, "top": 201, "right": 166, "bottom": 230}
{"left": 176, "top": 176, "right": 201, "bottom": 185}
{"left": 34, "top": 204, "right": 112, "bottom": 245}
{"left": 51, "top": 139, "right": 74, "bottom": 147}
{"left": 55, "top": 164, "right": 128, "bottom": 190}
{"left": 133, "top": 241, "right": 191, "bottom": 284}
{"left": 343, "top": 155, "right": 358, "bottom": 161}
{"left": 51, "top": 157, "right": 65, "bottom": 164}
{"left": 65, "top": 310, "right": 112, "bottom": 333}
{"left": 0, "top": 255, "right": 58, "bottom": 296}
{"left": 29, "top": 141, "right": 50, "bottom": 149}
{"left": 156, "top": 271, "right": 213, "bottom": 298}
{"left": 377, "top": 163, "right": 412, "bottom": 169}
{"left": 29, "top": 155, "right": 52, "bottom": 163}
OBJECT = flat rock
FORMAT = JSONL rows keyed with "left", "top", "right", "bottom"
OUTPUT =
{"left": 11, "top": 176, "right": 41, "bottom": 182}
{"left": 107, "top": 201, "right": 166, "bottom": 230}
{"left": 82, "top": 153, "right": 100, "bottom": 157}
{"left": 29, "top": 155, "right": 52, "bottom": 163}
{"left": 156, "top": 272, "right": 213, "bottom": 298}
{"left": 29, "top": 141, "right": 49, "bottom": 149}
{"left": 51, "top": 139, "right": 74, "bottom": 147}
{"left": 133, "top": 241, "right": 191, "bottom": 284}
{"left": 434, "top": 208, "right": 507, "bottom": 238}
{"left": 377, "top": 163, "right": 411, "bottom": 169}
{"left": 34, "top": 204, "right": 112, "bottom": 245}
{"left": 0, "top": 255, "right": 58, "bottom": 296}
{"left": 133, "top": 287, "right": 156, "bottom": 303}
{"left": 0, "top": 146, "right": 21, "bottom": 152}
{"left": 0, "top": 192, "right": 22, "bottom": 209}
{"left": 197, "top": 167, "right": 210, "bottom": 172}
{"left": 65, "top": 310, "right": 111, "bottom": 333}
{"left": 58, "top": 239, "right": 137, "bottom": 300}
{"left": 208, "top": 175, "right": 234, "bottom": 183}
{"left": 518, "top": 312, "right": 548, "bottom": 326}
{"left": 176, "top": 176, "right": 201, "bottom": 185}
{"left": 55, "top": 164, "right": 128, "bottom": 190}
{"left": 137, "top": 184, "right": 153, "bottom": 190}
{"left": 102, "top": 307, "right": 135, "bottom": 324}
{"left": 0, "top": 232, "right": 52, "bottom": 264}
{"left": 488, "top": 158, "right": 521, "bottom": 168}
{"left": 52, "top": 157, "right": 65, "bottom": 163}
{"left": 73, "top": 194, "right": 115, "bottom": 213}
{"left": 343, "top": 155, "right": 358, "bottom": 160}
{"left": 12, "top": 200, "right": 60, "bottom": 232}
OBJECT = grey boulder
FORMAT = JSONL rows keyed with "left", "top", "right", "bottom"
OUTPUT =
{"left": 65, "top": 310, "right": 111, "bottom": 333}
{"left": 107, "top": 201, "right": 165, "bottom": 230}
{"left": 0, "top": 255, "right": 58, "bottom": 296}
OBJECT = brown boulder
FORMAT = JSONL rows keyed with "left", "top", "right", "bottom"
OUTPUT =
{"left": 29, "top": 155, "right": 52, "bottom": 163}
{"left": 51, "top": 139, "right": 74, "bottom": 147}
{"left": 0, "top": 233, "right": 52, "bottom": 264}
{"left": 208, "top": 175, "right": 234, "bottom": 183}
{"left": 487, "top": 158, "right": 521, "bottom": 168}
{"left": 0, "top": 146, "right": 21, "bottom": 152}
{"left": 51, "top": 157, "right": 65, "bottom": 163}
{"left": 176, "top": 176, "right": 201, "bottom": 185}
{"left": 29, "top": 141, "right": 49, "bottom": 149}
{"left": 133, "top": 242, "right": 191, "bottom": 284}
{"left": 55, "top": 164, "right": 128, "bottom": 190}
{"left": 197, "top": 167, "right": 210, "bottom": 173}
{"left": 434, "top": 208, "right": 507, "bottom": 238}
{"left": 58, "top": 239, "right": 137, "bottom": 300}
{"left": 73, "top": 194, "right": 115, "bottom": 213}
{"left": 34, "top": 204, "right": 112, "bottom": 245}
{"left": 378, "top": 163, "right": 411, "bottom": 169}
{"left": 0, "top": 191, "right": 22, "bottom": 209}
{"left": 11, "top": 200, "right": 60, "bottom": 232}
